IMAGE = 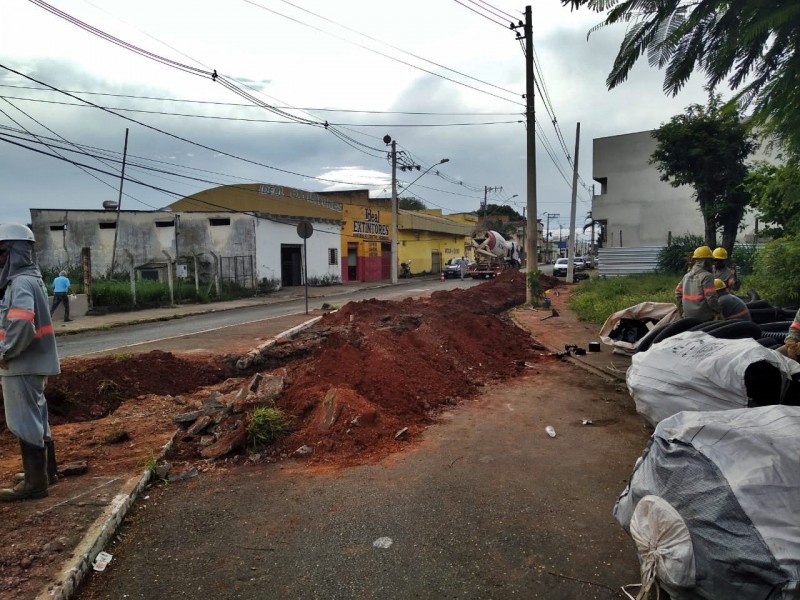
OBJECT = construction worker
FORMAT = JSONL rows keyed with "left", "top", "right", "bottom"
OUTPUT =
{"left": 714, "top": 279, "right": 751, "bottom": 321}
{"left": 675, "top": 246, "right": 720, "bottom": 322}
{"left": 50, "top": 270, "right": 72, "bottom": 322}
{"left": 712, "top": 247, "right": 740, "bottom": 291}
{"left": 0, "top": 223, "right": 61, "bottom": 501}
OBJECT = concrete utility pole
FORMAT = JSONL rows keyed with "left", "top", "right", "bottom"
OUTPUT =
{"left": 544, "top": 212, "right": 559, "bottom": 263}
{"left": 482, "top": 186, "right": 502, "bottom": 211}
{"left": 523, "top": 5, "right": 538, "bottom": 302}
{"left": 384, "top": 135, "right": 399, "bottom": 285}
{"left": 566, "top": 122, "right": 580, "bottom": 284}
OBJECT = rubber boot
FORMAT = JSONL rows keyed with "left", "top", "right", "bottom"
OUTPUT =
{"left": 13, "top": 440, "right": 58, "bottom": 485}
{"left": 0, "top": 441, "right": 49, "bottom": 501}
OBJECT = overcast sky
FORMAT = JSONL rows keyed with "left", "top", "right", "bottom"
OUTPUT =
{"left": 1, "top": 0, "right": 714, "bottom": 239}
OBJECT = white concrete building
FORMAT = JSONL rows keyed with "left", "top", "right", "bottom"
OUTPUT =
{"left": 592, "top": 130, "right": 772, "bottom": 247}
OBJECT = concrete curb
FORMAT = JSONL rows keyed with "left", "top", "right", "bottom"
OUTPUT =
{"left": 36, "top": 433, "right": 180, "bottom": 599}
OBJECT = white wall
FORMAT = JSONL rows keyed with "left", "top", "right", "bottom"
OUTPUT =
{"left": 254, "top": 218, "right": 342, "bottom": 283}
{"left": 592, "top": 130, "right": 773, "bottom": 247}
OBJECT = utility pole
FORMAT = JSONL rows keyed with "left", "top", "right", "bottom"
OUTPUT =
{"left": 544, "top": 212, "right": 559, "bottom": 263}
{"left": 522, "top": 6, "right": 538, "bottom": 303}
{"left": 482, "top": 186, "right": 502, "bottom": 211}
{"left": 566, "top": 122, "right": 580, "bottom": 284}
{"left": 384, "top": 136, "right": 399, "bottom": 285}
{"left": 590, "top": 184, "right": 596, "bottom": 258}
{"left": 110, "top": 127, "right": 129, "bottom": 277}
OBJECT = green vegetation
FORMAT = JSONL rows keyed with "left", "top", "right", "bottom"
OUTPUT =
{"left": 526, "top": 270, "right": 545, "bottom": 306}
{"left": 246, "top": 406, "right": 291, "bottom": 449}
{"left": 570, "top": 274, "right": 678, "bottom": 324}
{"left": 657, "top": 234, "right": 705, "bottom": 274}
{"left": 748, "top": 237, "right": 800, "bottom": 308}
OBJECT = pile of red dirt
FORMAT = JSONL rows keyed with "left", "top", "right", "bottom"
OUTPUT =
{"left": 1, "top": 270, "right": 559, "bottom": 469}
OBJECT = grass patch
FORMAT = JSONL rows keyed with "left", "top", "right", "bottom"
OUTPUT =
{"left": 570, "top": 274, "right": 679, "bottom": 325}
{"left": 247, "top": 406, "right": 291, "bottom": 449}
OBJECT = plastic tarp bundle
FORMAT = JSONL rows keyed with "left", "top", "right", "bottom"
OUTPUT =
{"left": 626, "top": 330, "right": 800, "bottom": 427}
{"left": 614, "top": 406, "right": 800, "bottom": 599}
{"left": 599, "top": 302, "right": 680, "bottom": 353}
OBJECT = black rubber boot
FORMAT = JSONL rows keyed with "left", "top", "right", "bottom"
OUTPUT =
{"left": 0, "top": 440, "right": 49, "bottom": 501}
{"left": 13, "top": 440, "right": 57, "bottom": 485}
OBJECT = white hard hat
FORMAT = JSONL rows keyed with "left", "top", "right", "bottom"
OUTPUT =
{"left": 0, "top": 223, "right": 35, "bottom": 243}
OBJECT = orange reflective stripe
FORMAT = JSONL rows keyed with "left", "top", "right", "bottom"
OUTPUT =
{"left": 791, "top": 322, "right": 800, "bottom": 331}
{"left": 0, "top": 331, "right": 4, "bottom": 340}
{"left": 730, "top": 309, "right": 749, "bottom": 319}
{"left": 675, "top": 284, "right": 683, "bottom": 292}
{"left": 7, "top": 308, "right": 35, "bottom": 322}
{"left": 703, "top": 287, "right": 717, "bottom": 294}
{"left": 683, "top": 293, "right": 704, "bottom": 301}
{"left": 34, "top": 324, "right": 55, "bottom": 338}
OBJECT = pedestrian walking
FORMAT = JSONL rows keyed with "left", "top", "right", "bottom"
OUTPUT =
{"left": 0, "top": 223, "right": 61, "bottom": 501}
{"left": 458, "top": 256, "right": 468, "bottom": 280}
{"left": 675, "top": 246, "right": 720, "bottom": 322}
{"left": 712, "top": 247, "right": 740, "bottom": 291}
{"left": 714, "top": 279, "right": 751, "bottom": 321}
{"left": 50, "top": 270, "right": 72, "bottom": 322}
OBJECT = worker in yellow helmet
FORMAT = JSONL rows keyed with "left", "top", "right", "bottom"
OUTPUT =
{"left": 712, "top": 247, "right": 740, "bottom": 291}
{"left": 714, "top": 279, "right": 750, "bottom": 321}
{"left": 675, "top": 246, "right": 720, "bottom": 321}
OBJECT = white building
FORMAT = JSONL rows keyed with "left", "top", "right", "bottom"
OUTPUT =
{"left": 592, "top": 130, "right": 773, "bottom": 248}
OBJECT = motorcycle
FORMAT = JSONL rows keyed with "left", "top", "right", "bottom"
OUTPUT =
{"left": 400, "top": 261, "right": 413, "bottom": 278}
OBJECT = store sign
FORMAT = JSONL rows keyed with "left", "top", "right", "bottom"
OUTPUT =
{"left": 352, "top": 207, "right": 389, "bottom": 239}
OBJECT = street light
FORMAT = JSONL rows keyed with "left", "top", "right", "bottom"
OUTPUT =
{"left": 384, "top": 139, "right": 449, "bottom": 284}
{"left": 400, "top": 158, "right": 450, "bottom": 195}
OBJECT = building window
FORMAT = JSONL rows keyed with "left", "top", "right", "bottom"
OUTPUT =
{"left": 99, "top": 222, "right": 116, "bottom": 230}
{"left": 328, "top": 248, "right": 338, "bottom": 266}
{"left": 209, "top": 218, "right": 230, "bottom": 226}
{"left": 49, "top": 224, "right": 67, "bottom": 231}
{"left": 155, "top": 220, "right": 175, "bottom": 228}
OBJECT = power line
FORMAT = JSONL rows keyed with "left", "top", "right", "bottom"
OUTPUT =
{"left": 451, "top": 0, "right": 509, "bottom": 29}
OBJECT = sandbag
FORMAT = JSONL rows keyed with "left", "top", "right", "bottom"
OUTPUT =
{"left": 626, "top": 330, "right": 800, "bottom": 427}
{"left": 614, "top": 406, "right": 800, "bottom": 600}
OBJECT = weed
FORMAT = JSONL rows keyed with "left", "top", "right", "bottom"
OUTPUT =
{"left": 97, "top": 379, "right": 124, "bottom": 403}
{"left": 111, "top": 352, "right": 132, "bottom": 362}
{"left": 247, "top": 406, "right": 291, "bottom": 449}
{"left": 569, "top": 274, "right": 678, "bottom": 324}
{"left": 101, "top": 421, "right": 130, "bottom": 444}
{"left": 140, "top": 450, "right": 158, "bottom": 476}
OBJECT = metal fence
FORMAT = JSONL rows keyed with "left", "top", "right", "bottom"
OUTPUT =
{"left": 220, "top": 255, "right": 255, "bottom": 288}
{"left": 597, "top": 246, "right": 664, "bottom": 277}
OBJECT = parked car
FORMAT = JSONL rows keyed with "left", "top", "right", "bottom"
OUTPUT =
{"left": 553, "top": 257, "right": 569, "bottom": 277}
{"left": 582, "top": 255, "right": 595, "bottom": 269}
{"left": 573, "top": 257, "right": 586, "bottom": 271}
{"left": 553, "top": 257, "right": 586, "bottom": 277}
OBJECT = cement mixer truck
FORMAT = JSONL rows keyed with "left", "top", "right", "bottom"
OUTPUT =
{"left": 468, "top": 230, "right": 521, "bottom": 278}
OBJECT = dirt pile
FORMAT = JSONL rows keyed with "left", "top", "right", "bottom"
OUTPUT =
{"left": 0, "top": 270, "right": 560, "bottom": 471}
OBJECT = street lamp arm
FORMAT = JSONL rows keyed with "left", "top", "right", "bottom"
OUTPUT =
{"left": 400, "top": 158, "right": 449, "bottom": 194}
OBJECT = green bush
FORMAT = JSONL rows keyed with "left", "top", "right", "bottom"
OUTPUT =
{"left": 570, "top": 274, "right": 679, "bottom": 324}
{"left": 749, "top": 236, "right": 800, "bottom": 306}
{"left": 731, "top": 244, "right": 758, "bottom": 277}
{"left": 657, "top": 234, "right": 705, "bottom": 274}
{"left": 247, "top": 406, "right": 291, "bottom": 448}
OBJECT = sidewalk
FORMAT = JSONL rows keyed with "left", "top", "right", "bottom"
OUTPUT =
{"left": 10, "top": 277, "right": 632, "bottom": 600}
{"left": 52, "top": 279, "right": 397, "bottom": 336}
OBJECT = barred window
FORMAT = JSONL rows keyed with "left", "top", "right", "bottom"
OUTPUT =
{"left": 328, "top": 248, "right": 338, "bottom": 266}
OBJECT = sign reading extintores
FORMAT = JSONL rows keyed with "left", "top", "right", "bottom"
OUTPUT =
{"left": 352, "top": 208, "right": 389, "bottom": 240}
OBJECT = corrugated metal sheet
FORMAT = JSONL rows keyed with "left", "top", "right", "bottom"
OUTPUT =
{"left": 597, "top": 246, "right": 664, "bottom": 277}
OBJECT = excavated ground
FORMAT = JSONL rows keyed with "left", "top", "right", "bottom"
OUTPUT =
{"left": 0, "top": 270, "right": 562, "bottom": 598}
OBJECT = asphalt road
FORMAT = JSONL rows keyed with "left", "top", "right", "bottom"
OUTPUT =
{"left": 57, "top": 279, "right": 481, "bottom": 358}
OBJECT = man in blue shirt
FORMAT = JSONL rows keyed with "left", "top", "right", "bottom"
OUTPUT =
{"left": 50, "top": 270, "right": 72, "bottom": 322}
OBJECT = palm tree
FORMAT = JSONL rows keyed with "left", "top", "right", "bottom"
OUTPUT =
{"left": 562, "top": 0, "right": 800, "bottom": 151}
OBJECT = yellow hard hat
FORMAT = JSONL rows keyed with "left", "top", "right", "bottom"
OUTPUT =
{"left": 692, "top": 245, "right": 714, "bottom": 259}
{"left": 714, "top": 278, "right": 726, "bottom": 291}
{"left": 712, "top": 247, "right": 728, "bottom": 260}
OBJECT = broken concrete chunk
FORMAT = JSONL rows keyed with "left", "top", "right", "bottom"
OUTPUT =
{"left": 319, "top": 388, "right": 343, "bottom": 431}
{"left": 248, "top": 373, "right": 263, "bottom": 393}
{"left": 186, "top": 414, "right": 214, "bottom": 437}
{"left": 200, "top": 426, "right": 247, "bottom": 460}
{"left": 58, "top": 460, "right": 88, "bottom": 477}
{"left": 167, "top": 467, "right": 199, "bottom": 483}
{"left": 173, "top": 409, "right": 204, "bottom": 424}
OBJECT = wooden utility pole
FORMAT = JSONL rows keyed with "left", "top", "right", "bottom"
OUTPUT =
{"left": 110, "top": 128, "right": 129, "bottom": 277}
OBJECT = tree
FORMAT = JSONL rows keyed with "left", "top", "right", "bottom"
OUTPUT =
{"left": 745, "top": 159, "right": 800, "bottom": 239}
{"left": 477, "top": 204, "right": 522, "bottom": 220}
{"left": 561, "top": 0, "right": 800, "bottom": 152}
{"left": 649, "top": 96, "right": 756, "bottom": 252}
{"left": 398, "top": 197, "right": 426, "bottom": 211}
